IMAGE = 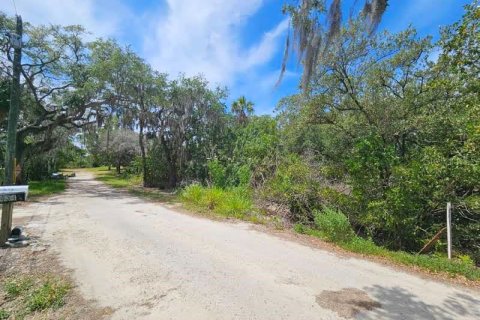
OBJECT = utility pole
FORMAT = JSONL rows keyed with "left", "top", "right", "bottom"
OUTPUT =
{"left": 0, "top": 15, "right": 23, "bottom": 245}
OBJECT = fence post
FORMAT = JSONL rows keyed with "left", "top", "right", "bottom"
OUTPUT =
{"left": 446, "top": 202, "right": 452, "bottom": 259}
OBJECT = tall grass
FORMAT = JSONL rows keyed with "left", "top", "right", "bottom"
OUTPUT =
{"left": 181, "top": 184, "right": 253, "bottom": 218}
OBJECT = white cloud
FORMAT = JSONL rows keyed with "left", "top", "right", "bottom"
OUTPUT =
{"left": 144, "top": 0, "right": 288, "bottom": 86}
{"left": 3, "top": 0, "right": 293, "bottom": 112}
{"left": 2, "top": 0, "right": 128, "bottom": 38}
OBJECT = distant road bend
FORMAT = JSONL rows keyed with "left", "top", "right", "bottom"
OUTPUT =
{"left": 15, "top": 171, "right": 480, "bottom": 319}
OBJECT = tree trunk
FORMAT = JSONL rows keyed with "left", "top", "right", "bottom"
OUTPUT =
{"left": 160, "top": 136, "right": 177, "bottom": 189}
{"left": 107, "top": 126, "right": 111, "bottom": 171}
{"left": 167, "top": 162, "right": 177, "bottom": 189}
{"left": 139, "top": 121, "right": 148, "bottom": 187}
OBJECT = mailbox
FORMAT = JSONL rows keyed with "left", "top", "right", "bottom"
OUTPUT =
{"left": 0, "top": 185, "right": 29, "bottom": 203}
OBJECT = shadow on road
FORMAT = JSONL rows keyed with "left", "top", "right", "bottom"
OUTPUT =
{"left": 363, "top": 285, "right": 480, "bottom": 319}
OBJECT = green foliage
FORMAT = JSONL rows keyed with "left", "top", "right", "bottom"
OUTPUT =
{"left": 27, "top": 279, "right": 70, "bottom": 311}
{"left": 313, "top": 208, "right": 355, "bottom": 243}
{"left": 262, "top": 155, "right": 320, "bottom": 222}
{"left": 181, "top": 184, "right": 204, "bottom": 204}
{"left": 274, "top": 4, "right": 480, "bottom": 265}
{"left": 207, "top": 160, "right": 227, "bottom": 188}
{"left": 56, "top": 142, "right": 91, "bottom": 169}
{"left": 215, "top": 188, "right": 253, "bottom": 218}
{"left": 181, "top": 185, "right": 253, "bottom": 218}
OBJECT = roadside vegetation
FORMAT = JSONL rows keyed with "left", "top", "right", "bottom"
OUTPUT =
{"left": 90, "top": 167, "right": 480, "bottom": 282}
{"left": 1, "top": 1, "right": 478, "bottom": 282}
{"left": 28, "top": 180, "right": 66, "bottom": 199}
{"left": 294, "top": 208, "right": 480, "bottom": 281}
{"left": 0, "top": 275, "right": 70, "bottom": 318}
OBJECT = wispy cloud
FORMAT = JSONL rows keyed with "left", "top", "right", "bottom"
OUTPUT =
{"left": 4, "top": 0, "right": 293, "bottom": 113}
{"left": 3, "top": 0, "right": 129, "bottom": 38}
{"left": 143, "top": 0, "right": 288, "bottom": 87}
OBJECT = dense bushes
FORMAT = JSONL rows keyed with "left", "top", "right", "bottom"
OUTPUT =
{"left": 266, "top": 4, "right": 480, "bottom": 264}
{"left": 261, "top": 155, "right": 322, "bottom": 222}
{"left": 313, "top": 208, "right": 355, "bottom": 243}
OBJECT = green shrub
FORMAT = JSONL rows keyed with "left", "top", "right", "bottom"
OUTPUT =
{"left": 180, "top": 184, "right": 204, "bottom": 205}
{"left": 232, "top": 164, "right": 251, "bottom": 187}
{"left": 199, "top": 187, "right": 224, "bottom": 210}
{"left": 313, "top": 207, "right": 355, "bottom": 243}
{"left": 215, "top": 188, "right": 252, "bottom": 217}
{"left": 207, "top": 160, "right": 227, "bottom": 188}
{"left": 262, "top": 155, "right": 321, "bottom": 223}
{"left": 181, "top": 185, "right": 253, "bottom": 218}
{"left": 293, "top": 223, "right": 306, "bottom": 234}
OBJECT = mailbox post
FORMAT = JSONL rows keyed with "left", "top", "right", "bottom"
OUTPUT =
{"left": 0, "top": 186, "right": 28, "bottom": 244}
{"left": 1, "top": 15, "right": 23, "bottom": 245}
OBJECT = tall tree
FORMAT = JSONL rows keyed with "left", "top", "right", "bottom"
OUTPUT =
{"left": 0, "top": 16, "right": 109, "bottom": 181}
{"left": 231, "top": 96, "right": 254, "bottom": 125}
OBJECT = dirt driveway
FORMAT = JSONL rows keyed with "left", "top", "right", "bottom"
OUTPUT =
{"left": 13, "top": 171, "right": 480, "bottom": 319}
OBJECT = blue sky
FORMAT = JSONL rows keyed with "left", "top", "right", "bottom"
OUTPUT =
{"left": 2, "top": 0, "right": 472, "bottom": 114}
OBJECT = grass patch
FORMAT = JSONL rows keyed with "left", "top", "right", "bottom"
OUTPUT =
{"left": 96, "top": 172, "right": 141, "bottom": 189}
{"left": 28, "top": 180, "right": 66, "bottom": 198}
{"left": 181, "top": 184, "right": 255, "bottom": 219}
{"left": 27, "top": 279, "right": 70, "bottom": 311}
{"left": 4, "top": 277, "right": 33, "bottom": 299}
{"left": 86, "top": 167, "right": 141, "bottom": 189}
{"left": 1, "top": 275, "right": 71, "bottom": 317}
{"left": 294, "top": 207, "right": 480, "bottom": 281}
{"left": 0, "top": 309, "right": 9, "bottom": 320}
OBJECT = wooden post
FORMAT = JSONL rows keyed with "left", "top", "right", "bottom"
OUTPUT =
{"left": 446, "top": 202, "right": 452, "bottom": 259}
{"left": 417, "top": 227, "right": 446, "bottom": 255}
{"left": 0, "top": 16, "right": 22, "bottom": 245}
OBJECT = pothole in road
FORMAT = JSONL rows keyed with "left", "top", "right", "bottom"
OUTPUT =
{"left": 315, "top": 288, "right": 381, "bottom": 319}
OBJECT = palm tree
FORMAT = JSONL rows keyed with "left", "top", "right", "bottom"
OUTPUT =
{"left": 279, "top": 0, "right": 388, "bottom": 88}
{"left": 231, "top": 96, "right": 254, "bottom": 125}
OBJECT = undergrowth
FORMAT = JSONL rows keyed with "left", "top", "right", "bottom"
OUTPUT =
{"left": 180, "top": 184, "right": 254, "bottom": 219}
{"left": 295, "top": 207, "right": 480, "bottom": 281}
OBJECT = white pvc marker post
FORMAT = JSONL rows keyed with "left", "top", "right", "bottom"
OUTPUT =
{"left": 446, "top": 202, "right": 452, "bottom": 259}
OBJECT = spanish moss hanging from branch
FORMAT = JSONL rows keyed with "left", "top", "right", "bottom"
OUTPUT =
{"left": 278, "top": 0, "right": 388, "bottom": 90}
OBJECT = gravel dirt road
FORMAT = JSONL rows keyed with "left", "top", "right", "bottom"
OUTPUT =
{"left": 13, "top": 171, "right": 480, "bottom": 319}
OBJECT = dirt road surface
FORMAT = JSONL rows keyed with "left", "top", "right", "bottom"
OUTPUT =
{"left": 14, "top": 171, "right": 480, "bottom": 319}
